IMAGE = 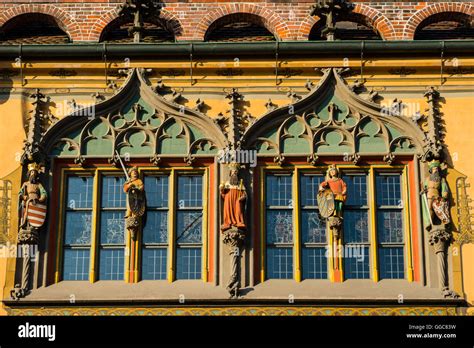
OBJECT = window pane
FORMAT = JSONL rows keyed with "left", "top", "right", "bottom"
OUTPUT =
{"left": 63, "top": 249, "right": 90, "bottom": 281}
{"left": 266, "top": 175, "right": 292, "bottom": 207}
{"left": 300, "top": 175, "right": 323, "bottom": 206}
{"left": 377, "top": 211, "right": 403, "bottom": 243}
{"left": 343, "top": 175, "right": 368, "bottom": 206}
{"left": 66, "top": 176, "right": 93, "bottom": 209}
{"left": 144, "top": 175, "right": 168, "bottom": 208}
{"left": 344, "top": 246, "right": 370, "bottom": 279}
{"left": 266, "top": 247, "right": 293, "bottom": 279}
{"left": 176, "top": 211, "right": 202, "bottom": 244}
{"left": 143, "top": 211, "right": 168, "bottom": 244}
{"left": 343, "top": 211, "right": 369, "bottom": 243}
{"left": 376, "top": 174, "right": 401, "bottom": 206}
{"left": 64, "top": 211, "right": 91, "bottom": 245}
{"left": 379, "top": 247, "right": 404, "bottom": 279}
{"left": 301, "top": 211, "right": 326, "bottom": 244}
{"left": 177, "top": 176, "right": 202, "bottom": 207}
{"left": 99, "top": 249, "right": 124, "bottom": 280}
{"left": 266, "top": 210, "right": 293, "bottom": 244}
{"left": 142, "top": 248, "right": 167, "bottom": 280}
{"left": 302, "top": 248, "right": 327, "bottom": 279}
{"left": 176, "top": 248, "right": 201, "bottom": 280}
{"left": 101, "top": 176, "right": 126, "bottom": 208}
{"left": 100, "top": 211, "right": 125, "bottom": 245}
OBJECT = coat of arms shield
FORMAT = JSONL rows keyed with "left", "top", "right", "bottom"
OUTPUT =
{"left": 317, "top": 189, "right": 335, "bottom": 219}
{"left": 26, "top": 201, "right": 47, "bottom": 228}
{"left": 432, "top": 197, "right": 450, "bottom": 225}
{"left": 128, "top": 187, "right": 146, "bottom": 217}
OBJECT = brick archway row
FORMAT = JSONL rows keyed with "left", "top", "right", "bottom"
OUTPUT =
{"left": 0, "top": 2, "right": 472, "bottom": 42}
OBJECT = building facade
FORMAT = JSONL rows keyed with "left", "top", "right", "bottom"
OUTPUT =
{"left": 0, "top": 0, "right": 474, "bottom": 316}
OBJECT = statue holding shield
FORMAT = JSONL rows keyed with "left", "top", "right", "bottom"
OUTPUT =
{"left": 317, "top": 165, "right": 347, "bottom": 269}
{"left": 421, "top": 160, "right": 458, "bottom": 298}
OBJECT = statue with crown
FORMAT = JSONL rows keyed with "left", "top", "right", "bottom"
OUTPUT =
{"left": 18, "top": 162, "right": 48, "bottom": 244}
{"left": 220, "top": 162, "right": 247, "bottom": 298}
{"left": 421, "top": 159, "right": 458, "bottom": 298}
{"left": 318, "top": 165, "right": 347, "bottom": 244}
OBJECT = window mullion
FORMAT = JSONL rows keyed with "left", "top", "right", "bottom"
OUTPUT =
{"left": 294, "top": 167, "right": 301, "bottom": 282}
{"left": 89, "top": 170, "right": 100, "bottom": 283}
{"left": 202, "top": 169, "right": 208, "bottom": 282}
{"left": 403, "top": 166, "right": 414, "bottom": 281}
{"left": 168, "top": 169, "right": 176, "bottom": 283}
{"left": 369, "top": 167, "right": 378, "bottom": 282}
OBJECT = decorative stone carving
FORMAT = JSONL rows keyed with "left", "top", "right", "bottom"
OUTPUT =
{"left": 242, "top": 69, "right": 424, "bottom": 164}
{"left": 310, "top": 0, "right": 355, "bottom": 41}
{"left": 118, "top": 0, "right": 162, "bottom": 43}
{"left": 421, "top": 86, "right": 444, "bottom": 162}
{"left": 456, "top": 177, "right": 474, "bottom": 245}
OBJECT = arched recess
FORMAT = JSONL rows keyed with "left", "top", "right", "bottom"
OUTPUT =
{"left": 195, "top": 4, "right": 292, "bottom": 41}
{"left": 41, "top": 69, "right": 227, "bottom": 165}
{"left": 204, "top": 13, "right": 276, "bottom": 42}
{"left": 298, "top": 4, "right": 395, "bottom": 41}
{"left": 0, "top": 11, "right": 77, "bottom": 43}
{"left": 414, "top": 12, "right": 474, "bottom": 40}
{"left": 88, "top": 8, "right": 183, "bottom": 42}
{"left": 403, "top": 3, "right": 474, "bottom": 40}
{"left": 241, "top": 68, "right": 426, "bottom": 165}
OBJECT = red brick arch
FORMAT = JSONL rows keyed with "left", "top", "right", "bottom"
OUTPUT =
{"left": 297, "top": 3, "right": 396, "bottom": 40}
{"left": 195, "top": 3, "right": 292, "bottom": 41}
{"left": 86, "top": 8, "right": 184, "bottom": 42}
{"left": 0, "top": 4, "right": 82, "bottom": 42}
{"left": 403, "top": 2, "right": 474, "bottom": 40}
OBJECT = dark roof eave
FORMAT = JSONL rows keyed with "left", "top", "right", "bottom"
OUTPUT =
{"left": 0, "top": 40, "right": 473, "bottom": 60}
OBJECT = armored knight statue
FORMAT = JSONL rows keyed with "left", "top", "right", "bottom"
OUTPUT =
{"left": 19, "top": 162, "right": 48, "bottom": 243}
{"left": 422, "top": 160, "right": 458, "bottom": 298}
{"left": 12, "top": 162, "right": 48, "bottom": 299}
{"left": 220, "top": 162, "right": 247, "bottom": 298}
{"left": 123, "top": 166, "right": 145, "bottom": 240}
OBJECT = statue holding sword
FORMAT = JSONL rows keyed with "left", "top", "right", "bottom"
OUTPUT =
{"left": 115, "top": 151, "right": 145, "bottom": 240}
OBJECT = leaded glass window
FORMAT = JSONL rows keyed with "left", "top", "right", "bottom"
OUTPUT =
{"left": 142, "top": 175, "right": 169, "bottom": 280}
{"left": 376, "top": 173, "right": 404, "bottom": 279}
{"left": 99, "top": 176, "right": 126, "bottom": 280}
{"left": 300, "top": 174, "right": 327, "bottom": 279}
{"left": 343, "top": 174, "right": 370, "bottom": 279}
{"left": 63, "top": 176, "right": 93, "bottom": 281}
{"left": 266, "top": 174, "right": 293, "bottom": 279}
{"left": 176, "top": 175, "right": 203, "bottom": 280}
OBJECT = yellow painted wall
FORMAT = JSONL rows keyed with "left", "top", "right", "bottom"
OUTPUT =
{"left": 0, "top": 58, "right": 473, "bottom": 313}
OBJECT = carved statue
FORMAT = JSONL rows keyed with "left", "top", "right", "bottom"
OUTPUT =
{"left": 318, "top": 165, "right": 347, "bottom": 270}
{"left": 421, "top": 160, "right": 458, "bottom": 298}
{"left": 12, "top": 162, "right": 47, "bottom": 300}
{"left": 319, "top": 165, "right": 347, "bottom": 218}
{"left": 422, "top": 160, "right": 450, "bottom": 229}
{"left": 19, "top": 163, "right": 47, "bottom": 243}
{"left": 123, "top": 166, "right": 145, "bottom": 240}
{"left": 220, "top": 163, "right": 247, "bottom": 232}
{"left": 220, "top": 162, "right": 247, "bottom": 299}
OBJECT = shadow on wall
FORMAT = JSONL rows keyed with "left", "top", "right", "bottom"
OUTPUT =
{"left": 0, "top": 75, "right": 14, "bottom": 105}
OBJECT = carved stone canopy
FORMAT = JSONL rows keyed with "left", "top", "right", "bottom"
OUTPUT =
{"left": 41, "top": 69, "right": 227, "bottom": 165}
{"left": 241, "top": 68, "right": 426, "bottom": 165}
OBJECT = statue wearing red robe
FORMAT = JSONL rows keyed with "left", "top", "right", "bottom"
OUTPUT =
{"left": 220, "top": 168, "right": 246, "bottom": 231}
